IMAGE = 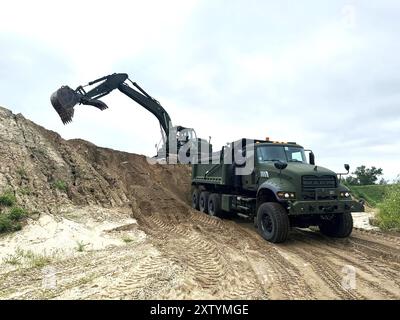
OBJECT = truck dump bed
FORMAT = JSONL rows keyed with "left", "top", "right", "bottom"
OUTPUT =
{"left": 192, "top": 138, "right": 257, "bottom": 186}
{"left": 192, "top": 159, "right": 233, "bottom": 186}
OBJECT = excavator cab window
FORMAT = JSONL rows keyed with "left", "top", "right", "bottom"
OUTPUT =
{"left": 177, "top": 128, "right": 197, "bottom": 143}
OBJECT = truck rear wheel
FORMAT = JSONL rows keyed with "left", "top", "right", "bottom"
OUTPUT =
{"left": 319, "top": 212, "right": 353, "bottom": 238}
{"left": 208, "top": 193, "right": 222, "bottom": 217}
{"left": 199, "top": 191, "right": 210, "bottom": 213}
{"left": 257, "top": 202, "right": 289, "bottom": 243}
{"left": 191, "top": 188, "right": 200, "bottom": 210}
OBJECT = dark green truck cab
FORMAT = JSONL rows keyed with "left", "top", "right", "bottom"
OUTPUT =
{"left": 191, "top": 138, "right": 364, "bottom": 243}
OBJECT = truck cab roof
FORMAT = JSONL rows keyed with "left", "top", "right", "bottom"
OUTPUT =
{"left": 236, "top": 138, "right": 304, "bottom": 150}
{"left": 254, "top": 141, "right": 303, "bottom": 149}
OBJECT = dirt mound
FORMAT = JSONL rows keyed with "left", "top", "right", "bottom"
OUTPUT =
{"left": 0, "top": 106, "right": 399, "bottom": 300}
{"left": 0, "top": 106, "right": 191, "bottom": 215}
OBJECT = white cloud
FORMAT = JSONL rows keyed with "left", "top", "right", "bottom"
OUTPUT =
{"left": 1, "top": 0, "right": 399, "bottom": 180}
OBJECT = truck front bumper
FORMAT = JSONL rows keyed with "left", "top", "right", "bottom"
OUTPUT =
{"left": 288, "top": 199, "right": 364, "bottom": 215}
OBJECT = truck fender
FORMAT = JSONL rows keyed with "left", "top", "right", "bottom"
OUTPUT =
{"left": 256, "top": 182, "right": 280, "bottom": 206}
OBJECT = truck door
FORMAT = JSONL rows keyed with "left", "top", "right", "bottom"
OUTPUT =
{"left": 241, "top": 151, "right": 257, "bottom": 191}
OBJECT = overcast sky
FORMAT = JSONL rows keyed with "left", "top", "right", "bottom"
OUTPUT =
{"left": 1, "top": 0, "right": 399, "bottom": 180}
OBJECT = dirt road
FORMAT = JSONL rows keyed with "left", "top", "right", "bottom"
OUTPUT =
{"left": 1, "top": 209, "right": 399, "bottom": 300}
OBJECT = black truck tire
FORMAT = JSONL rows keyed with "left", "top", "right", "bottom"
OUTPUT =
{"left": 192, "top": 188, "right": 200, "bottom": 210}
{"left": 208, "top": 193, "right": 222, "bottom": 217}
{"left": 319, "top": 212, "right": 353, "bottom": 238}
{"left": 199, "top": 191, "right": 210, "bottom": 213}
{"left": 257, "top": 202, "right": 289, "bottom": 243}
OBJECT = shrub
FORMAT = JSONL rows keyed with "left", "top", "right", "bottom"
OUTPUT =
{"left": 8, "top": 207, "right": 28, "bottom": 221}
{"left": 376, "top": 184, "right": 400, "bottom": 231}
{"left": 12, "top": 222, "right": 22, "bottom": 231}
{"left": 0, "top": 215, "right": 13, "bottom": 233}
{"left": 346, "top": 184, "right": 389, "bottom": 207}
{"left": 0, "top": 192, "right": 16, "bottom": 207}
{"left": 0, "top": 205, "right": 29, "bottom": 234}
{"left": 0, "top": 214, "right": 25, "bottom": 233}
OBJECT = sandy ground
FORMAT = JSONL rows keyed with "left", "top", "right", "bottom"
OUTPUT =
{"left": 0, "top": 206, "right": 144, "bottom": 269}
{"left": 352, "top": 211, "right": 379, "bottom": 231}
{"left": 0, "top": 106, "right": 398, "bottom": 300}
{"left": 0, "top": 208, "right": 399, "bottom": 300}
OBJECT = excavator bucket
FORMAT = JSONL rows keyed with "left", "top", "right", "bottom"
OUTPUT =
{"left": 50, "top": 86, "right": 81, "bottom": 124}
{"left": 51, "top": 86, "right": 109, "bottom": 124}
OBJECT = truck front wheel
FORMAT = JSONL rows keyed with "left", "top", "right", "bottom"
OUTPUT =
{"left": 257, "top": 202, "right": 289, "bottom": 243}
{"left": 319, "top": 212, "right": 353, "bottom": 238}
{"left": 199, "top": 191, "right": 210, "bottom": 213}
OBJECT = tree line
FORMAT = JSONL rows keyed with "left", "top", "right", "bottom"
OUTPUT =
{"left": 345, "top": 165, "right": 389, "bottom": 186}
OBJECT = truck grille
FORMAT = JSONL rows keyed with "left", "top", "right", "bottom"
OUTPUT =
{"left": 302, "top": 175, "right": 337, "bottom": 191}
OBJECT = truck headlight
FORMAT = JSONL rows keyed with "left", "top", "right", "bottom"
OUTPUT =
{"left": 277, "top": 192, "right": 296, "bottom": 200}
{"left": 340, "top": 191, "right": 351, "bottom": 198}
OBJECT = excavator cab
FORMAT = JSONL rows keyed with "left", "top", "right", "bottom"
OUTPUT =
{"left": 177, "top": 127, "right": 197, "bottom": 143}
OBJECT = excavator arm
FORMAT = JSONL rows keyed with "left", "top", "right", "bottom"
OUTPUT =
{"left": 51, "top": 73, "right": 172, "bottom": 138}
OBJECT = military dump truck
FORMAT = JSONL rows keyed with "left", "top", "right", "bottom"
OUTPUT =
{"left": 191, "top": 138, "right": 365, "bottom": 243}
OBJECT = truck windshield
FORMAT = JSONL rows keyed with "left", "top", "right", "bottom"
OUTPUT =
{"left": 256, "top": 145, "right": 307, "bottom": 163}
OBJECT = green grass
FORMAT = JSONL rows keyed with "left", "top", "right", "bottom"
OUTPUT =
{"left": 0, "top": 192, "right": 16, "bottom": 207}
{"left": 0, "top": 190, "right": 29, "bottom": 233}
{"left": 122, "top": 236, "right": 134, "bottom": 244}
{"left": 24, "top": 250, "right": 52, "bottom": 268}
{"left": 376, "top": 184, "right": 400, "bottom": 231}
{"left": 2, "top": 253, "right": 22, "bottom": 265}
{"left": 19, "top": 187, "right": 32, "bottom": 196}
{"left": 52, "top": 180, "right": 68, "bottom": 192}
{"left": 0, "top": 214, "right": 23, "bottom": 233}
{"left": 76, "top": 241, "right": 88, "bottom": 252}
{"left": 347, "top": 184, "right": 389, "bottom": 207}
{"left": 2, "top": 248, "right": 52, "bottom": 268}
{"left": 0, "top": 215, "right": 14, "bottom": 233}
{"left": 16, "top": 167, "right": 27, "bottom": 178}
{"left": 8, "top": 207, "right": 28, "bottom": 221}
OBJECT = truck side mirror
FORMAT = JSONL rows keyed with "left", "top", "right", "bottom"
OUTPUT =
{"left": 309, "top": 152, "right": 315, "bottom": 165}
{"left": 274, "top": 161, "right": 288, "bottom": 170}
{"left": 344, "top": 164, "right": 350, "bottom": 172}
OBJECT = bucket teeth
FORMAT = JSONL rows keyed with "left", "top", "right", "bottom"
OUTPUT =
{"left": 50, "top": 86, "right": 80, "bottom": 125}
{"left": 51, "top": 101, "right": 75, "bottom": 124}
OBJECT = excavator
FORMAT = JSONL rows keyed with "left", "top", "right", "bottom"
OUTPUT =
{"left": 50, "top": 73, "right": 211, "bottom": 162}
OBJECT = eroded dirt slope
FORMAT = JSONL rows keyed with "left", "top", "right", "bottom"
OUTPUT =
{"left": 0, "top": 106, "right": 399, "bottom": 299}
